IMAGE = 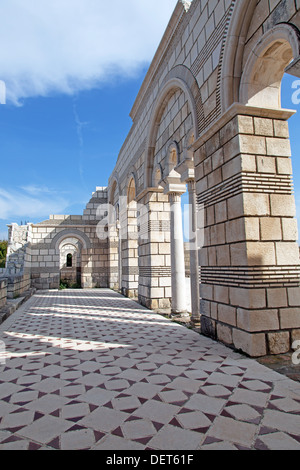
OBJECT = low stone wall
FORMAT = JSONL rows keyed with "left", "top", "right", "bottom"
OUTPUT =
{"left": 184, "top": 243, "right": 190, "bottom": 278}
{"left": 0, "top": 279, "right": 7, "bottom": 309}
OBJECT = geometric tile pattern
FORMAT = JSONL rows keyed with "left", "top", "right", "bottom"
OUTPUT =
{"left": 0, "top": 289, "right": 299, "bottom": 450}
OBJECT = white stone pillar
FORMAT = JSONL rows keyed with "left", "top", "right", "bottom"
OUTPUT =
{"left": 187, "top": 179, "right": 201, "bottom": 328}
{"left": 169, "top": 192, "right": 187, "bottom": 315}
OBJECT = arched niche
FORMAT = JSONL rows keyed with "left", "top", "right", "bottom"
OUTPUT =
{"left": 58, "top": 237, "right": 83, "bottom": 287}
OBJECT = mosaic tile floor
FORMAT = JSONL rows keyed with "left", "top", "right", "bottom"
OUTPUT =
{"left": 0, "top": 289, "right": 299, "bottom": 450}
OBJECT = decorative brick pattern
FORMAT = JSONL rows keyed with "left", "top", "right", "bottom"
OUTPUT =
{"left": 4, "top": 1, "right": 300, "bottom": 357}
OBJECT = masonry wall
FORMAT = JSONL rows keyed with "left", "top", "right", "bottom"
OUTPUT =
{"left": 6, "top": 273, "right": 31, "bottom": 300}
{"left": 6, "top": 0, "right": 300, "bottom": 357}
{"left": 29, "top": 188, "right": 109, "bottom": 290}
{"left": 106, "top": 0, "right": 300, "bottom": 356}
{"left": 194, "top": 108, "right": 300, "bottom": 355}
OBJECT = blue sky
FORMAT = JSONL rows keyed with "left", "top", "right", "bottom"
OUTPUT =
{"left": 0, "top": 0, "right": 299, "bottom": 243}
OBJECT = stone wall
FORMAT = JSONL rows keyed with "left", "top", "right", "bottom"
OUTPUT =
{"left": 6, "top": 273, "right": 31, "bottom": 300}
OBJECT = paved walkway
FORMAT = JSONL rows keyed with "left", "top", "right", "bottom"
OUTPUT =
{"left": 0, "top": 289, "right": 299, "bottom": 450}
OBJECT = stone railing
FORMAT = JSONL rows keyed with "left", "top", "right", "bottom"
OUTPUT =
{"left": 6, "top": 273, "right": 31, "bottom": 300}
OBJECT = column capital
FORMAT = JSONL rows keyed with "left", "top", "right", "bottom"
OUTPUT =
{"left": 186, "top": 178, "right": 196, "bottom": 192}
{"left": 164, "top": 183, "right": 186, "bottom": 197}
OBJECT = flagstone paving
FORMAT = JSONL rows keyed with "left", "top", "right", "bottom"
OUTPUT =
{"left": 0, "top": 288, "right": 299, "bottom": 450}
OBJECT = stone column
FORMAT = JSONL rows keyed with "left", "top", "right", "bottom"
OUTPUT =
{"left": 122, "top": 203, "right": 139, "bottom": 299}
{"left": 187, "top": 179, "right": 201, "bottom": 327}
{"left": 169, "top": 192, "right": 187, "bottom": 315}
{"left": 137, "top": 189, "right": 172, "bottom": 312}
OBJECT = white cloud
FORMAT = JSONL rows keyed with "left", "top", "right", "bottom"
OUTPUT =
{"left": 0, "top": 0, "right": 178, "bottom": 105}
{"left": 0, "top": 186, "right": 69, "bottom": 220}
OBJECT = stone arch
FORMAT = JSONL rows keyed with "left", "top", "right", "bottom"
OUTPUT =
{"left": 240, "top": 23, "right": 300, "bottom": 108}
{"left": 51, "top": 229, "right": 92, "bottom": 251}
{"left": 221, "top": 0, "right": 300, "bottom": 111}
{"left": 59, "top": 238, "right": 83, "bottom": 286}
{"left": 220, "top": 0, "right": 259, "bottom": 112}
{"left": 144, "top": 65, "right": 201, "bottom": 189}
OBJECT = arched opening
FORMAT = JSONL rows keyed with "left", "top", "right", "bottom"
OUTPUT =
{"left": 66, "top": 253, "right": 73, "bottom": 268}
{"left": 108, "top": 178, "right": 121, "bottom": 291}
{"left": 127, "top": 177, "right": 136, "bottom": 205}
{"left": 123, "top": 175, "right": 139, "bottom": 299}
{"left": 141, "top": 70, "right": 201, "bottom": 314}
{"left": 144, "top": 73, "right": 200, "bottom": 190}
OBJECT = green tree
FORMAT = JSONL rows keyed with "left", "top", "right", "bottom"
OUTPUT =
{"left": 0, "top": 240, "right": 8, "bottom": 268}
